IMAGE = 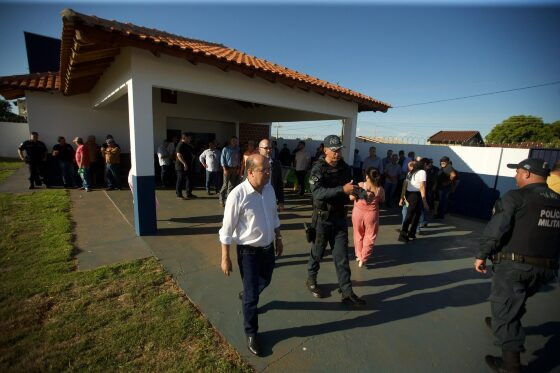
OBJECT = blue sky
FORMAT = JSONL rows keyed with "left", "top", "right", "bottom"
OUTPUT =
{"left": 1, "top": 1, "right": 559, "bottom": 141}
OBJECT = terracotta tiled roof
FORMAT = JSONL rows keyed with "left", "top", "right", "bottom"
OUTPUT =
{"left": 428, "top": 130, "right": 482, "bottom": 143}
{"left": 0, "top": 72, "right": 60, "bottom": 100}
{"left": 2, "top": 9, "right": 390, "bottom": 112}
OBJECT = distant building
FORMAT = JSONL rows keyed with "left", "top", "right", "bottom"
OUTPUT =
{"left": 428, "top": 130, "right": 484, "bottom": 146}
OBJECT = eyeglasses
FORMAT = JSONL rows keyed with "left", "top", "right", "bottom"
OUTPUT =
{"left": 253, "top": 168, "right": 271, "bottom": 174}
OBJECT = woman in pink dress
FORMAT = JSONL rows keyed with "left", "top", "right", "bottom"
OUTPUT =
{"left": 350, "top": 167, "right": 385, "bottom": 267}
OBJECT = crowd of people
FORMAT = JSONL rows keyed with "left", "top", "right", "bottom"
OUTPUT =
{"left": 218, "top": 134, "right": 471, "bottom": 356}
{"left": 18, "top": 132, "right": 122, "bottom": 192}
{"left": 219, "top": 135, "right": 559, "bottom": 368}
{"left": 17, "top": 130, "right": 560, "bottom": 368}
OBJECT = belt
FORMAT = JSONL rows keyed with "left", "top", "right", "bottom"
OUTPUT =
{"left": 238, "top": 243, "right": 273, "bottom": 251}
{"left": 496, "top": 252, "right": 559, "bottom": 269}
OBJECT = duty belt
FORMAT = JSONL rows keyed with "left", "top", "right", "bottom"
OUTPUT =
{"left": 496, "top": 252, "right": 559, "bottom": 269}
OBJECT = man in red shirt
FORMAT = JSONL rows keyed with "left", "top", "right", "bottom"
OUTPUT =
{"left": 73, "top": 137, "right": 91, "bottom": 192}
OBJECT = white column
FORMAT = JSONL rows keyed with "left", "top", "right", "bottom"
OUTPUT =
{"left": 342, "top": 115, "right": 357, "bottom": 165}
{"left": 127, "top": 77, "right": 157, "bottom": 235}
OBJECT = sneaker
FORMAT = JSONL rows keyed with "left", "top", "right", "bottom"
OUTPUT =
{"left": 177, "top": 196, "right": 187, "bottom": 200}
{"left": 408, "top": 234, "right": 417, "bottom": 240}
{"left": 341, "top": 292, "right": 366, "bottom": 306}
{"left": 85, "top": 188, "right": 91, "bottom": 192}
{"left": 187, "top": 194, "right": 197, "bottom": 199}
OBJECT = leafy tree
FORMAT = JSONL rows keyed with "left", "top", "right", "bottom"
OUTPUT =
{"left": 0, "top": 99, "right": 26, "bottom": 123}
{"left": 485, "top": 115, "right": 551, "bottom": 144}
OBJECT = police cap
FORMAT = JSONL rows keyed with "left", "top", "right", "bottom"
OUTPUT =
{"left": 507, "top": 158, "right": 549, "bottom": 177}
{"left": 324, "top": 135, "right": 344, "bottom": 151}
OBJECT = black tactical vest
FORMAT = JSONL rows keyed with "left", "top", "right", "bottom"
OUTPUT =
{"left": 312, "top": 158, "right": 351, "bottom": 212}
{"left": 502, "top": 183, "right": 560, "bottom": 259}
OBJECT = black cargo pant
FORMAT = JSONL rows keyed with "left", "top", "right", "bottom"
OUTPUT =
{"left": 307, "top": 212, "right": 353, "bottom": 296}
{"left": 27, "top": 160, "right": 43, "bottom": 187}
{"left": 489, "top": 260, "right": 557, "bottom": 352}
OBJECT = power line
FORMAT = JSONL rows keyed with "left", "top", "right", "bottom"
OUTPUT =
{"left": 393, "top": 80, "right": 560, "bottom": 109}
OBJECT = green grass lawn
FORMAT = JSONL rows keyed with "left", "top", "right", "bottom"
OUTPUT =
{"left": 0, "top": 190, "right": 252, "bottom": 372}
{"left": 0, "top": 157, "right": 23, "bottom": 184}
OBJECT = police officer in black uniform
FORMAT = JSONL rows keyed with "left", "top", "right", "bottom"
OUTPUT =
{"left": 306, "top": 135, "right": 365, "bottom": 305}
{"left": 18, "top": 131, "right": 48, "bottom": 189}
{"left": 475, "top": 158, "right": 560, "bottom": 373}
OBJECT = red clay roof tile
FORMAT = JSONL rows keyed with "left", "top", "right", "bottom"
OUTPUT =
{"left": 428, "top": 131, "right": 482, "bottom": 143}
{"left": 1, "top": 9, "right": 390, "bottom": 112}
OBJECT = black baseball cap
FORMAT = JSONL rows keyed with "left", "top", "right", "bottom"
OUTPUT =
{"left": 324, "top": 135, "right": 344, "bottom": 151}
{"left": 507, "top": 158, "right": 549, "bottom": 177}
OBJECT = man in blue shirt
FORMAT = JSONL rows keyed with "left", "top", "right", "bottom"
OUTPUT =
{"left": 219, "top": 136, "right": 241, "bottom": 207}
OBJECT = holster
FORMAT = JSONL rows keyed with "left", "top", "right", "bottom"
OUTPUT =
{"left": 304, "top": 210, "right": 318, "bottom": 243}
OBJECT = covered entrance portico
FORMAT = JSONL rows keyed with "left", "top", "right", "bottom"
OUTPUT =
{"left": 94, "top": 48, "right": 363, "bottom": 235}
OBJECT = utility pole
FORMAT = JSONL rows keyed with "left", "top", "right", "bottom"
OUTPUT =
{"left": 273, "top": 123, "right": 283, "bottom": 139}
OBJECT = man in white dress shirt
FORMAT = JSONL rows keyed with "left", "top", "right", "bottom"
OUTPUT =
{"left": 219, "top": 154, "right": 283, "bottom": 356}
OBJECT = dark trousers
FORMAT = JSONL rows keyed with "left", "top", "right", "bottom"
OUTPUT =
{"left": 58, "top": 160, "right": 74, "bottom": 187}
{"left": 308, "top": 215, "right": 353, "bottom": 295}
{"left": 205, "top": 170, "right": 221, "bottom": 192}
{"left": 490, "top": 261, "right": 557, "bottom": 352}
{"left": 160, "top": 164, "right": 172, "bottom": 187}
{"left": 437, "top": 185, "right": 452, "bottom": 217}
{"left": 176, "top": 169, "right": 189, "bottom": 197}
{"left": 237, "top": 244, "right": 276, "bottom": 336}
{"left": 296, "top": 170, "right": 307, "bottom": 196}
{"left": 384, "top": 181, "right": 397, "bottom": 207}
{"left": 187, "top": 168, "right": 195, "bottom": 195}
{"left": 27, "top": 161, "right": 43, "bottom": 186}
{"left": 352, "top": 167, "right": 362, "bottom": 183}
{"left": 106, "top": 164, "right": 121, "bottom": 189}
{"left": 402, "top": 191, "right": 422, "bottom": 237}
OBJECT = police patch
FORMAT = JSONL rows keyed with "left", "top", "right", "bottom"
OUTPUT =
{"left": 309, "top": 175, "right": 319, "bottom": 184}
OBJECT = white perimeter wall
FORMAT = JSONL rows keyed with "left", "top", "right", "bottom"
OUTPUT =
{"left": 0, "top": 122, "right": 30, "bottom": 157}
{"left": 355, "top": 141, "right": 530, "bottom": 196}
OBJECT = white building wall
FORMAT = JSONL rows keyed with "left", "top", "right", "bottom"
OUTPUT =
{"left": 0, "top": 122, "right": 30, "bottom": 157}
{"left": 25, "top": 91, "right": 130, "bottom": 151}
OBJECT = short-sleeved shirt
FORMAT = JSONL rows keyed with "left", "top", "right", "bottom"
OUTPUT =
{"left": 384, "top": 162, "right": 401, "bottom": 182}
{"left": 294, "top": 150, "right": 311, "bottom": 171}
{"left": 53, "top": 143, "right": 75, "bottom": 162}
{"left": 175, "top": 142, "right": 194, "bottom": 171}
{"left": 19, "top": 140, "right": 47, "bottom": 162}
{"left": 362, "top": 156, "right": 383, "bottom": 174}
{"left": 407, "top": 170, "right": 427, "bottom": 192}
{"left": 75, "top": 144, "right": 91, "bottom": 167}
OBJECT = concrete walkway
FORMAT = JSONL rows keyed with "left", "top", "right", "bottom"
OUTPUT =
{"left": 2, "top": 170, "right": 559, "bottom": 372}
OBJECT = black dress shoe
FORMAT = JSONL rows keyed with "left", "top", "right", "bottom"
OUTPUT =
{"left": 398, "top": 233, "right": 409, "bottom": 242}
{"left": 306, "top": 278, "right": 323, "bottom": 298}
{"left": 247, "top": 336, "right": 260, "bottom": 356}
{"left": 341, "top": 292, "right": 366, "bottom": 306}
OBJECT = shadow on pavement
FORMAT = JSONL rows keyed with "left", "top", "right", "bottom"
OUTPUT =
{"left": 258, "top": 276, "right": 490, "bottom": 356}
{"left": 526, "top": 321, "right": 560, "bottom": 372}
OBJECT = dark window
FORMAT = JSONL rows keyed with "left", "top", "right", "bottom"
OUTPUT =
{"left": 161, "top": 89, "right": 177, "bottom": 104}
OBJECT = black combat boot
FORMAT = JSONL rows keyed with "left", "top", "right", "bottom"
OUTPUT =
{"left": 306, "top": 277, "right": 322, "bottom": 298}
{"left": 485, "top": 350, "right": 522, "bottom": 373}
